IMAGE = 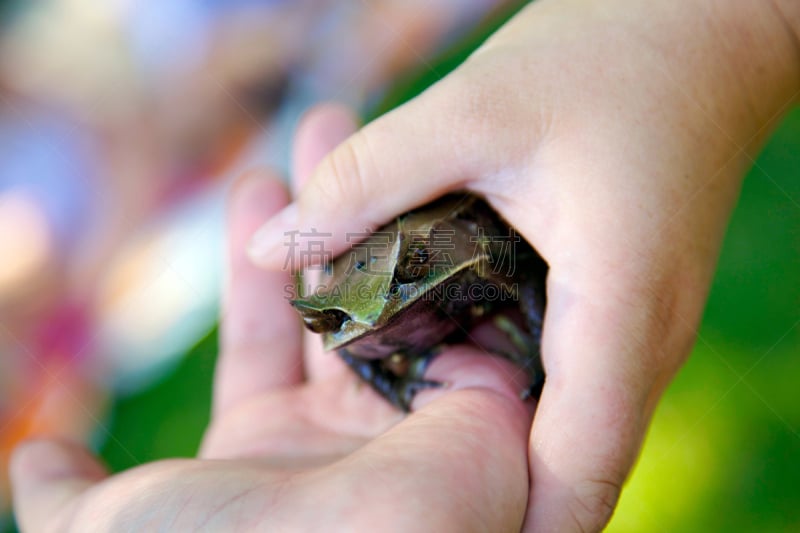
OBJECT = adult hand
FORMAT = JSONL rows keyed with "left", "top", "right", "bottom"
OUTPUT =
{"left": 248, "top": 1, "right": 800, "bottom": 530}
{"left": 11, "top": 107, "right": 535, "bottom": 532}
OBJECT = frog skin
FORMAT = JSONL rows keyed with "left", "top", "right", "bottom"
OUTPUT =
{"left": 291, "top": 194, "right": 548, "bottom": 412}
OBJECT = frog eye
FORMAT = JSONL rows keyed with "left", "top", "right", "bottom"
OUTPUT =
{"left": 395, "top": 244, "right": 431, "bottom": 283}
{"left": 303, "top": 310, "right": 349, "bottom": 333}
{"left": 290, "top": 300, "right": 350, "bottom": 333}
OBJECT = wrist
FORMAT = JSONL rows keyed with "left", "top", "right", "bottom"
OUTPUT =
{"left": 768, "top": 0, "right": 800, "bottom": 72}
{"left": 487, "top": 0, "right": 799, "bottom": 150}
{"left": 704, "top": 0, "right": 800, "bottom": 148}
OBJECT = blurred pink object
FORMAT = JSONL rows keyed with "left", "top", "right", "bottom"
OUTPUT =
{"left": 0, "top": 301, "right": 105, "bottom": 514}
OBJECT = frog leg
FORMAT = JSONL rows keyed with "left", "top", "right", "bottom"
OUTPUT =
{"left": 520, "top": 278, "right": 546, "bottom": 399}
{"left": 338, "top": 349, "right": 445, "bottom": 412}
{"left": 493, "top": 315, "right": 545, "bottom": 401}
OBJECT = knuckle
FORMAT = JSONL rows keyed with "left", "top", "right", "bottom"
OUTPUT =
{"left": 441, "top": 59, "right": 548, "bottom": 160}
{"left": 589, "top": 256, "right": 697, "bottom": 387}
{"left": 622, "top": 265, "right": 700, "bottom": 375}
{"left": 312, "top": 131, "right": 371, "bottom": 207}
{"left": 566, "top": 477, "right": 622, "bottom": 533}
{"left": 433, "top": 71, "right": 503, "bottom": 142}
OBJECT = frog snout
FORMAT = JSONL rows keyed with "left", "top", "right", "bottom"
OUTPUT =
{"left": 290, "top": 300, "right": 350, "bottom": 334}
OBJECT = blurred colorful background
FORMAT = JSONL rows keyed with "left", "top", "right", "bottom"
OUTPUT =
{"left": 0, "top": 1, "right": 798, "bottom": 531}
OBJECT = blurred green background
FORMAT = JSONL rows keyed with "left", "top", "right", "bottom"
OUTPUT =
{"left": 6, "top": 3, "right": 800, "bottom": 532}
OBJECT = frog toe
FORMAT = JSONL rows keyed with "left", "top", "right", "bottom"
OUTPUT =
{"left": 338, "top": 349, "right": 444, "bottom": 412}
{"left": 393, "top": 377, "right": 447, "bottom": 412}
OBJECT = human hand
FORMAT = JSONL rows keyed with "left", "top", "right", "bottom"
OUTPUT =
{"left": 10, "top": 109, "right": 537, "bottom": 532}
{"left": 248, "top": 1, "right": 800, "bottom": 530}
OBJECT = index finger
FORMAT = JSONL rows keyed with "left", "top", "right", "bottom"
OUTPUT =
{"left": 213, "top": 170, "right": 303, "bottom": 417}
{"left": 247, "top": 83, "right": 472, "bottom": 270}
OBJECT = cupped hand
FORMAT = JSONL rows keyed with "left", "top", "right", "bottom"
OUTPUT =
{"left": 10, "top": 108, "right": 535, "bottom": 532}
{"left": 248, "top": 1, "right": 800, "bottom": 531}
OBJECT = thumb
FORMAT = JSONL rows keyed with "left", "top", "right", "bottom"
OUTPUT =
{"left": 11, "top": 439, "right": 108, "bottom": 532}
{"left": 523, "top": 268, "right": 695, "bottom": 532}
{"left": 346, "top": 346, "right": 536, "bottom": 532}
{"left": 247, "top": 91, "right": 472, "bottom": 270}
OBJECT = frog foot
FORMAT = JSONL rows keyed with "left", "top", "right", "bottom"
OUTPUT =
{"left": 520, "top": 373, "right": 545, "bottom": 401}
{"left": 492, "top": 315, "right": 545, "bottom": 401}
{"left": 338, "top": 349, "right": 445, "bottom": 412}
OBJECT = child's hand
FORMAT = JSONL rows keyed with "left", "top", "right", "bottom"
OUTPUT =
{"left": 249, "top": 1, "right": 799, "bottom": 530}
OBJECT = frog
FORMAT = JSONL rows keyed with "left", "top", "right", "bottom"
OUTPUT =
{"left": 291, "top": 194, "right": 548, "bottom": 412}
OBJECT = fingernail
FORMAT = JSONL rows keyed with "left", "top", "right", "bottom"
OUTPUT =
{"left": 247, "top": 203, "right": 299, "bottom": 265}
